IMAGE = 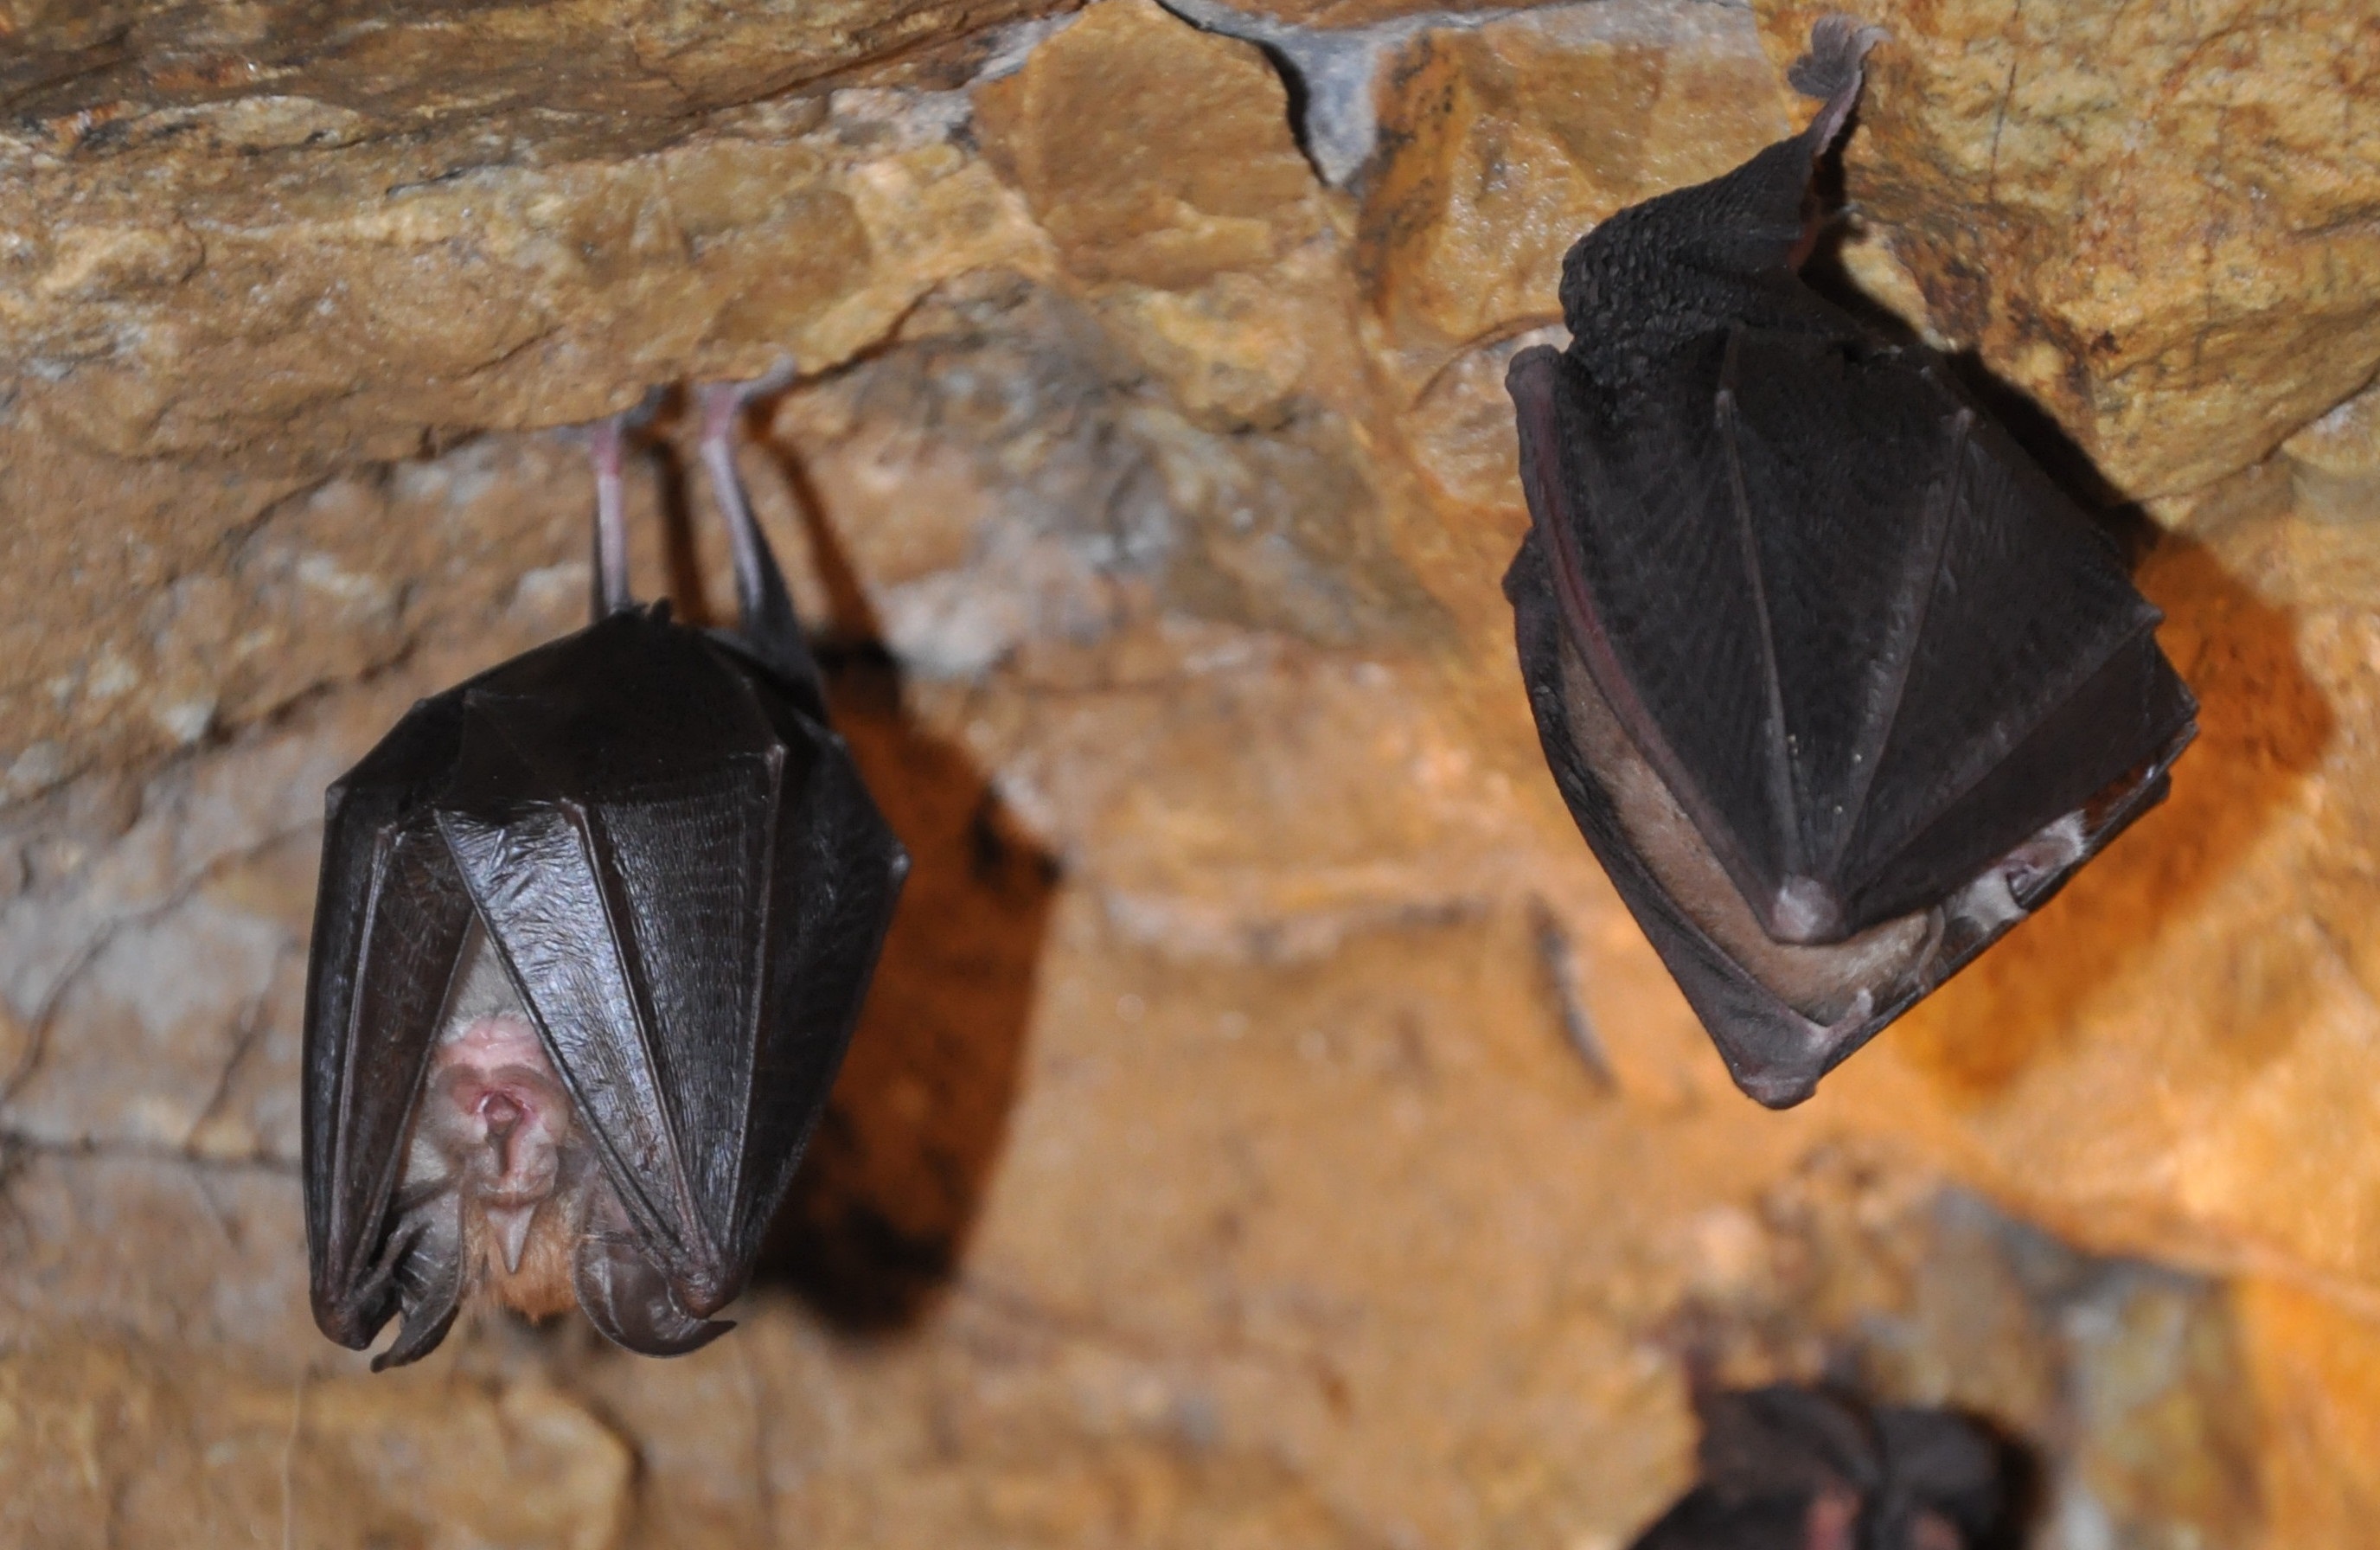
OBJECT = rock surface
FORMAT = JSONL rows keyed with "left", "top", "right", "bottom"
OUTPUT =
{"left": 4, "top": 0, "right": 2380, "bottom": 1543}
{"left": 1754, "top": 0, "right": 2380, "bottom": 500}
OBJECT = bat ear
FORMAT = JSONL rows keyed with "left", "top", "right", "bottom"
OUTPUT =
{"left": 573, "top": 1229, "right": 734, "bottom": 1356}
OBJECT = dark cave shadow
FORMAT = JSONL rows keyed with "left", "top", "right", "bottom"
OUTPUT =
{"left": 723, "top": 418, "right": 1063, "bottom": 1337}
{"left": 1641, "top": 1380, "right": 2044, "bottom": 1550}
{"left": 1795, "top": 219, "right": 2336, "bottom": 1094}
{"left": 632, "top": 389, "right": 1056, "bottom": 1334}
{"left": 1948, "top": 1410, "right": 2043, "bottom": 1550}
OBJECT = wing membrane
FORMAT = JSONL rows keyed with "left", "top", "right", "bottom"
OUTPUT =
{"left": 303, "top": 692, "right": 476, "bottom": 1343}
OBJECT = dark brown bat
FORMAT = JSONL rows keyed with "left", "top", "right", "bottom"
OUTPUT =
{"left": 1504, "top": 16, "right": 2196, "bottom": 1106}
{"left": 1628, "top": 1387, "right": 2007, "bottom": 1550}
{"left": 303, "top": 375, "right": 907, "bottom": 1367}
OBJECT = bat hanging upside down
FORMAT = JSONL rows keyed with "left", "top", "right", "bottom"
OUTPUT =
{"left": 1628, "top": 1387, "right": 2009, "bottom": 1550}
{"left": 1505, "top": 16, "right": 2197, "bottom": 1105}
{"left": 302, "top": 372, "right": 908, "bottom": 1367}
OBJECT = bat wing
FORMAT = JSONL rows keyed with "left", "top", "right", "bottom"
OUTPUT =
{"left": 435, "top": 611, "right": 905, "bottom": 1336}
{"left": 303, "top": 689, "right": 478, "bottom": 1352}
{"left": 1507, "top": 15, "right": 2196, "bottom": 1104}
{"left": 1505, "top": 516, "right": 2186, "bottom": 1106}
{"left": 1516, "top": 335, "right": 2192, "bottom": 945}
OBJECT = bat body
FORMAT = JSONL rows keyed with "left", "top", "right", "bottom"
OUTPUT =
{"left": 303, "top": 379, "right": 907, "bottom": 1367}
{"left": 1628, "top": 1387, "right": 2007, "bottom": 1550}
{"left": 1505, "top": 17, "right": 2196, "bottom": 1106}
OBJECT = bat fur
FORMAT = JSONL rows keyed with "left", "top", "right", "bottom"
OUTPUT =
{"left": 1627, "top": 1385, "right": 2007, "bottom": 1550}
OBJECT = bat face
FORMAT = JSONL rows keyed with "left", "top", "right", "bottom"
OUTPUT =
{"left": 303, "top": 381, "right": 908, "bottom": 1367}
{"left": 1506, "top": 16, "right": 2196, "bottom": 1106}
{"left": 406, "top": 921, "right": 592, "bottom": 1321}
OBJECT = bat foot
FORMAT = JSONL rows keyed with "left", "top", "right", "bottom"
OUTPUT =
{"left": 1788, "top": 15, "right": 1887, "bottom": 154}
{"left": 689, "top": 359, "right": 826, "bottom": 696}
{"left": 695, "top": 357, "right": 801, "bottom": 441}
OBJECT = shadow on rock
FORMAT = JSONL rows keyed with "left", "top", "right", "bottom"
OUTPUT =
{"left": 742, "top": 430, "right": 1060, "bottom": 1335}
{"left": 1796, "top": 226, "right": 2336, "bottom": 1094}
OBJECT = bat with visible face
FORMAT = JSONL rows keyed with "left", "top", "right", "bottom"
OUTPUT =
{"left": 1505, "top": 16, "right": 2196, "bottom": 1107}
{"left": 303, "top": 374, "right": 907, "bottom": 1367}
{"left": 1628, "top": 1387, "right": 2007, "bottom": 1550}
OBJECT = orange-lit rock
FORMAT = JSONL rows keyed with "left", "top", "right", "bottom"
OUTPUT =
{"left": 1755, "top": 0, "right": 2380, "bottom": 500}
{"left": 974, "top": 0, "right": 1321, "bottom": 292}
{"left": 5, "top": 0, "right": 2380, "bottom": 1541}
{"left": 1359, "top": 1, "right": 1788, "bottom": 385}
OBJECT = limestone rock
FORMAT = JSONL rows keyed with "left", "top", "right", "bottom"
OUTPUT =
{"left": 0, "top": 0, "right": 1066, "bottom": 134}
{"left": 1803, "top": 464, "right": 2380, "bottom": 1324}
{"left": 1357, "top": 0, "right": 1788, "bottom": 387}
{"left": 0, "top": 1338, "right": 629, "bottom": 1550}
{"left": 2238, "top": 1277, "right": 2380, "bottom": 1546}
{"left": 2285, "top": 380, "right": 2380, "bottom": 523}
{"left": 0, "top": 75, "right": 1051, "bottom": 469}
{"left": 5, "top": 0, "right": 2380, "bottom": 1540}
{"left": 975, "top": 0, "right": 1321, "bottom": 292}
{"left": 1756, "top": 0, "right": 2380, "bottom": 499}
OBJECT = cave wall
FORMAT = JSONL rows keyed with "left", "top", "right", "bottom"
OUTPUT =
{"left": 3, "top": 0, "right": 2378, "bottom": 1543}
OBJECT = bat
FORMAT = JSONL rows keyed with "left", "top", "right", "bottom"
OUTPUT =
{"left": 302, "top": 373, "right": 908, "bottom": 1367}
{"left": 1628, "top": 1386, "right": 2008, "bottom": 1550}
{"left": 1504, "top": 16, "right": 2197, "bottom": 1106}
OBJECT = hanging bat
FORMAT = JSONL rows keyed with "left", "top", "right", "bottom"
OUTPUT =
{"left": 302, "top": 373, "right": 908, "bottom": 1367}
{"left": 1628, "top": 1386, "right": 2007, "bottom": 1550}
{"left": 1504, "top": 16, "right": 2197, "bottom": 1106}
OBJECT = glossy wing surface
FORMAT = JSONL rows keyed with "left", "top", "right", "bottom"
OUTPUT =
{"left": 1539, "top": 322, "right": 2185, "bottom": 939}
{"left": 583, "top": 747, "right": 779, "bottom": 1294}
{"left": 728, "top": 671, "right": 907, "bottom": 1275}
{"left": 304, "top": 692, "right": 476, "bottom": 1340}
{"left": 1839, "top": 400, "right": 2185, "bottom": 920}
{"left": 432, "top": 616, "right": 784, "bottom": 1297}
